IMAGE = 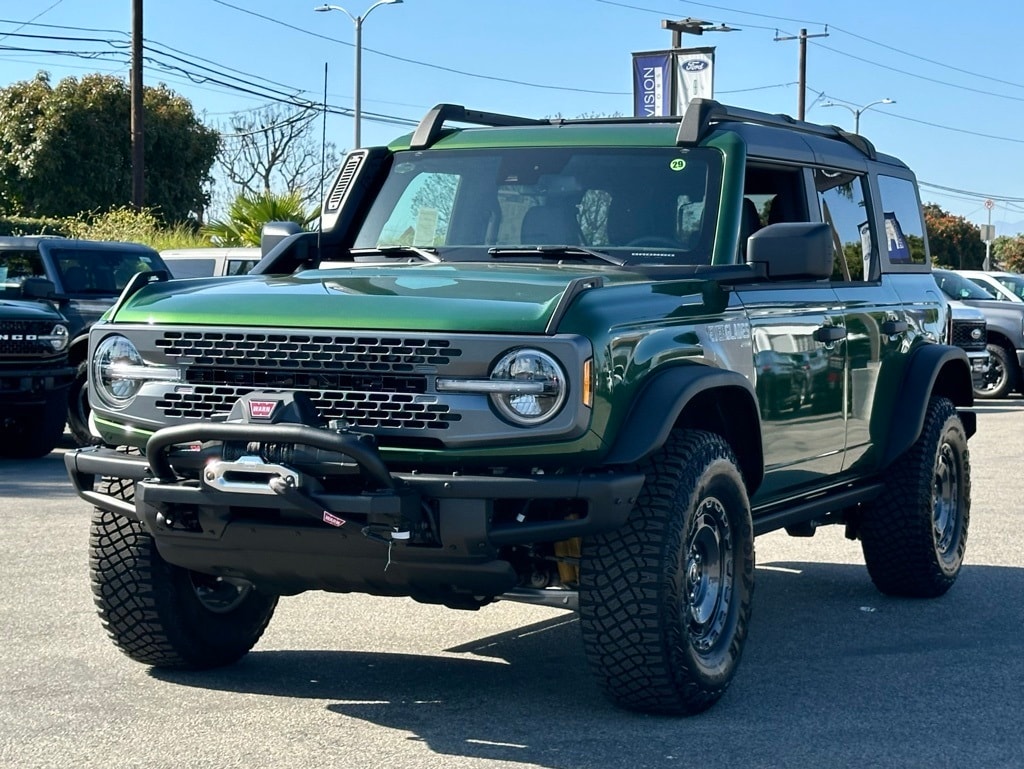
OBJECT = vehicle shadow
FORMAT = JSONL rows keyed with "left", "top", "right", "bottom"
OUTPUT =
{"left": 150, "top": 561, "right": 1024, "bottom": 769}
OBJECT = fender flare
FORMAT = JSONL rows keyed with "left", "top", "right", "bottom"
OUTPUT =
{"left": 880, "top": 344, "right": 975, "bottom": 467}
{"left": 604, "top": 365, "right": 763, "bottom": 490}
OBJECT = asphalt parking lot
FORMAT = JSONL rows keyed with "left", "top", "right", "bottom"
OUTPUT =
{"left": 2, "top": 401, "right": 1023, "bottom": 769}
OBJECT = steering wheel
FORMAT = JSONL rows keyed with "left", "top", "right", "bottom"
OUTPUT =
{"left": 626, "top": 236, "right": 679, "bottom": 248}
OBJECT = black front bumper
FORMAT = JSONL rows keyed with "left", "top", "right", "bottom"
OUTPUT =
{"left": 0, "top": 364, "right": 74, "bottom": 406}
{"left": 65, "top": 422, "right": 643, "bottom": 601}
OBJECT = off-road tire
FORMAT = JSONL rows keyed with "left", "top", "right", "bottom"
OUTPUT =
{"left": 578, "top": 429, "right": 754, "bottom": 715}
{"left": 0, "top": 395, "right": 66, "bottom": 458}
{"left": 860, "top": 396, "right": 969, "bottom": 597}
{"left": 66, "top": 361, "right": 94, "bottom": 446}
{"left": 90, "top": 476, "right": 278, "bottom": 668}
{"left": 974, "top": 343, "right": 1014, "bottom": 399}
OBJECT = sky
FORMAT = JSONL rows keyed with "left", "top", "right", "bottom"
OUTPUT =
{"left": 2, "top": 0, "right": 1024, "bottom": 234}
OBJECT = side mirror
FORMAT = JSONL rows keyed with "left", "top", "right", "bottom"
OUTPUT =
{"left": 746, "top": 222, "right": 833, "bottom": 280}
{"left": 20, "top": 277, "right": 56, "bottom": 300}
{"left": 261, "top": 221, "right": 303, "bottom": 258}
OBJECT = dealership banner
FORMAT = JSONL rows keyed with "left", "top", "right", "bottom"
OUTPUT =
{"left": 674, "top": 48, "right": 715, "bottom": 113}
{"left": 632, "top": 51, "right": 672, "bottom": 117}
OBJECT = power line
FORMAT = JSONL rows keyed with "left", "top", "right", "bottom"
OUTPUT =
{"left": 0, "top": 1, "right": 65, "bottom": 44}
{"left": 208, "top": 0, "right": 629, "bottom": 96}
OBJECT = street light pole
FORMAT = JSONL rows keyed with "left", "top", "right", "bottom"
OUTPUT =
{"left": 315, "top": 0, "right": 403, "bottom": 149}
{"left": 822, "top": 98, "right": 895, "bottom": 134}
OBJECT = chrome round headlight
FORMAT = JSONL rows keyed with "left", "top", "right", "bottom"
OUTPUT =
{"left": 46, "top": 323, "right": 69, "bottom": 352}
{"left": 93, "top": 335, "right": 145, "bottom": 408}
{"left": 489, "top": 349, "right": 567, "bottom": 425}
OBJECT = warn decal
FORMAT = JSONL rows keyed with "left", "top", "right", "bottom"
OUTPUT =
{"left": 247, "top": 400, "right": 280, "bottom": 420}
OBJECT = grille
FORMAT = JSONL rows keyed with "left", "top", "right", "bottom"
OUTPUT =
{"left": 950, "top": 320, "right": 987, "bottom": 351}
{"left": 0, "top": 319, "right": 60, "bottom": 357}
{"left": 154, "top": 331, "right": 464, "bottom": 430}
{"left": 156, "top": 331, "right": 460, "bottom": 370}
{"left": 155, "top": 385, "right": 458, "bottom": 429}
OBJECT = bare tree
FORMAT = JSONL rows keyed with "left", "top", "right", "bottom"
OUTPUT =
{"left": 214, "top": 104, "right": 339, "bottom": 213}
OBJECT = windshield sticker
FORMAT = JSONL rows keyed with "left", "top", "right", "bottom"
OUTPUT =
{"left": 670, "top": 159, "right": 687, "bottom": 172}
{"left": 394, "top": 162, "right": 416, "bottom": 174}
{"left": 413, "top": 207, "right": 438, "bottom": 247}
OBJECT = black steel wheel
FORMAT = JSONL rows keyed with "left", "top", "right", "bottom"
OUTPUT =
{"left": 860, "top": 396, "right": 970, "bottom": 597}
{"left": 578, "top": 429, "right": 754, "bottom": 715}
{"left": 0, "top": 393, "right": 66, "bottom": 458}
{"left": 973, "top": 343, "right": 1014, "bottom": 399}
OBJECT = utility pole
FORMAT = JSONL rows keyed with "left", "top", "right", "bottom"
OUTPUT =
{"left": 130, "top": 0, "right": 144, "bottom": 209}
{"left": 983, "top": 198, "right": 995, "bottom": 270}
{"left": 774, "top": 27, "right": 829, "bottom": 120}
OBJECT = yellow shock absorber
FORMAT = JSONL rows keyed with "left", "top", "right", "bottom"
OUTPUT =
{"left": 553, "top": 536, "right": 581, "bottom": 585}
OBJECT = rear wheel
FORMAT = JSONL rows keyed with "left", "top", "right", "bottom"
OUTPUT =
{"left": 90, "top": 476, "right": 278, "bottom": 668}
{"left": 579, "top": 430, "right": 754, "bottom": 715}
{"left": 860, "top": 397, "right": 969, "bottom": 597}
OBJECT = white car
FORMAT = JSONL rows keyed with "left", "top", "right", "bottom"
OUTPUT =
{"left": 958, "top": 269, "right": 1024, "bottom": 303}
{"left": 159, "top": 247, "right": 261, "bottom": 279}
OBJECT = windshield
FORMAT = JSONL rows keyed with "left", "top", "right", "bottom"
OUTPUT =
{"left": 50, "top": 248, "right": 165, "bottom": 295}
{"left": 934, "top": 270, "right": 993, "bottom": 300}
{"left": 353, "top": 147, "right": 722, "bottom": 265}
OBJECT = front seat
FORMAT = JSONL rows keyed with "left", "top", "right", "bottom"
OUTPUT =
{"left": 520, "top": 201, "right": 582, "bottom": 246}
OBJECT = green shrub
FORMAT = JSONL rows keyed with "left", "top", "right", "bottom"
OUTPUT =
{"left": 0, "top": 215, "right": 69, "bottom": 236}
{"left": 61, "top": 206, "right": 212, "bottom": 250}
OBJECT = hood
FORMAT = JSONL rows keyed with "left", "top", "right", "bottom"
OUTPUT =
{"left": 946, "top": 299, "right": 986, "bottom": 321}
{"left": 109, "top": 263, "right": 645, "bottom": 333}
{"left": 0, "top": 298, "right": 65, "bottom": 322}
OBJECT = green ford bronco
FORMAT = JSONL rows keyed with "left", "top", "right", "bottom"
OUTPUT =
{"left": 66, "top": 100, "right": 975, "bottom": 715}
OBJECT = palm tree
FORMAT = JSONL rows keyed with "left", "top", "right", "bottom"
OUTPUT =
{"left": 203, "top": 191, "right": 316, "bottom": 247}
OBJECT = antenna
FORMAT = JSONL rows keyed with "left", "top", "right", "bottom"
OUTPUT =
{"left": 319, "top": 61, "right": 328, "bottom": 248}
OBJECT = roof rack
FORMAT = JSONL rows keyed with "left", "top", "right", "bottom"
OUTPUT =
{"left": 409, "top": 104, "right": 551, "bottom": 149}
{"left": 677, "top": 98, "right": 877, "bottom": 159}
{"left": 408, "top": 100, "right": 877, "bottom": 160}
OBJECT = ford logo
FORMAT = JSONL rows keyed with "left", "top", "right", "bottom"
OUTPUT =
{"left": 971, "top": 328, "right": 983, "bottom": 341}
{"left": 681, "top": 60, "right": 709, "bottom": 72}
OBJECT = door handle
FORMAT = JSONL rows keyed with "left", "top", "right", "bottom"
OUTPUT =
{"left": 813, "top": 326, "right": 847, "bottom": 344}
{"left": 881, "top": 319, "right": 909, "bottom": 335}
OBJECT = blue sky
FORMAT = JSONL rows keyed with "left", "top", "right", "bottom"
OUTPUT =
{"left": 3, "top": 0, "right": 1024, "bottom": 234}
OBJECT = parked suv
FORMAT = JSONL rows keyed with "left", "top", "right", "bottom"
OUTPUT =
{"left": 0, "top": 237, "right": 168, "bottom": 445}
{"left": 934, "top": 267, "right": 1024, "bottom": 398}
{"left": 0, "top": 274, "right": 73, "bottom": 457}
{"left": 65, "top": 100, "right": 975, "bottom": 716}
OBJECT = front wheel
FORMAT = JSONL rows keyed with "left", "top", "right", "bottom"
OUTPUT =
{"left": 0, "top": 395, "right": 66, "bottom": 458}
{"left": 579, "top": 430, "right": 754, "bottom": 715}
{"left": 973, "top": 343, "right": 1014, "bottom": 399}
{"left": 860, "top": 396, "right": 970, "bottom": 597}
{"left": 90, "top": 477, "right": 278, "bottom": 668}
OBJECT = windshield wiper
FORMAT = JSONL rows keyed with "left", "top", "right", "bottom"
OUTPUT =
{"left": 349, "top": 246, "right": 441, "bottom": 263}
{"left": 487, "top": 245, "right": 626, "bottom": 267}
